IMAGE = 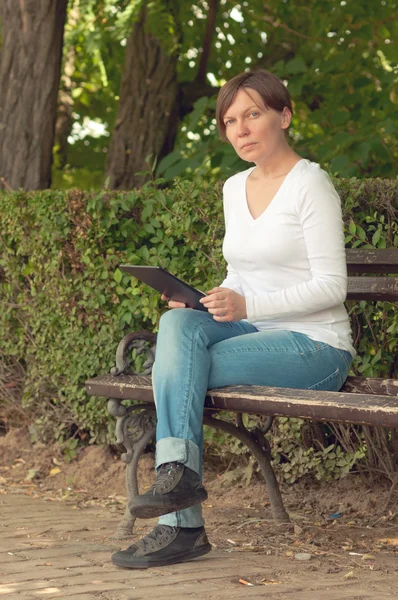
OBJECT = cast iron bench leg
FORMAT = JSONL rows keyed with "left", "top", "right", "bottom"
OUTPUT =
{"left": 108, "top": 399, "right": 156, "bottom": 539}
{"left": 203, "top": 413, "right": 290, "bottom": 524}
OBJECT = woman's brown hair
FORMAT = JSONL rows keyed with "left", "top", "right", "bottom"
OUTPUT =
{"left": 216, "top": 69, "right": 293, "bottom": 141}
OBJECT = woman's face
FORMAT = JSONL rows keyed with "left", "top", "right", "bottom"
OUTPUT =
{"left": 222, "top": 88, "right": 291, "bottom": 164}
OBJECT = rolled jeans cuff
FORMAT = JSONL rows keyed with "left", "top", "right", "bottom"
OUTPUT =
{"left": 158, "top": 504, "right": 204, "bottom": 528}
{"left": 155, "top": 437, "right": 200, "bottom": 475}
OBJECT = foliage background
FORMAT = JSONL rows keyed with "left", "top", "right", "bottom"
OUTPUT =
{"left": 49, "top": 0, "right": 398, "bottom": 189}
{"left": 1, "top": 175, "right": 397, "bottom": 478}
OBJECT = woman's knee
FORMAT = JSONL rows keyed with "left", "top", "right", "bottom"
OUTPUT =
{"left": 158, "top": 307, "right": 210, "bottom": 335}
{"left": 156, "top": 309, "right": 198, "bottom": 352}
{"left": 158, "top": 307, "right": 192, "bottom": 332}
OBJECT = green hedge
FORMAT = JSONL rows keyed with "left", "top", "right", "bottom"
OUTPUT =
{"left": 1, "top": 176, "right": 397, "bottom": 465}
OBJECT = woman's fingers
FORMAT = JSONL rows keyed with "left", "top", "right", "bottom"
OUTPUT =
{"left": 168, "top": 300, "right": 186, "bottom": 308}
{"left": 161, "top": 293, "right": 186, "bottom": 308}
{"left": 207, "top": 306, "right": 226, "bottom": 314}
{"left": 203, "top": 300, "right": 225, "bottom": 310}
{"left": 200, "top": 293, "right": 226, "bottom": 307}
{"left": 202, "top": 293, "right": 231, "bottom": 318}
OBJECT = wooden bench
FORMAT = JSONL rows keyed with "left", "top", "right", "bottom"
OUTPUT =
{"left": 85, "top": 249, "right": 398, "bottom": 539}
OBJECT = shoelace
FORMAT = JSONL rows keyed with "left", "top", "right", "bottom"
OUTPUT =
{"left": 132, "top": 525, "right": 176, "bottom": 552}
{"left": 151, "top": 462, "right": 183, "bottom": 493}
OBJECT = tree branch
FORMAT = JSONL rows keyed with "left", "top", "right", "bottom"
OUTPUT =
{"left": 180, "top": 80, "right": 218, "bottom": 116}
{"left": 196, "top": 0, "right": 218, "bottom": 84}
{"left": 241, "top": 6, "right": 331, "bottom": 43}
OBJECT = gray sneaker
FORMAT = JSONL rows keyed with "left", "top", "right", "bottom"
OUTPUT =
{"left": 129, "top": 462, "right": 208, "bottom": 519}
{"left": 112, "top": 524, "right": 212, "bottom": 569}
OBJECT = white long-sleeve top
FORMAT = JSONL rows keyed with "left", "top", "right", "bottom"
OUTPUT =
{"left": 220, "top": 158, "right": 356, "bottom": 356}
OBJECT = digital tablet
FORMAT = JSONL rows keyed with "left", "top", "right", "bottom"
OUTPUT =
{"left": 120, "top": 265, "right": 208, "bottom": 312}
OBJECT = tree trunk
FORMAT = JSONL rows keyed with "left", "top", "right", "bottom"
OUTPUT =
{"left": 105, "top": 8, "right": 179, "bottom": 190}
{"left": 0, "top": 0, "right": 68, "bottom": 191}
{"left": 54, "top": 0, "right": 79, "bottom": 170}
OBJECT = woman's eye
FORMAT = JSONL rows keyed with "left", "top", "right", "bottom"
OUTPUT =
{"left": 250, "top": 111, "right": 259, "bottom": 118}
{"left": 225, "top": 119, "right": 234, "bottom": 125}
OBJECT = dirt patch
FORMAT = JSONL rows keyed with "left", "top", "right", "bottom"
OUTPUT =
{"left": 0, "top": 428, "right": 32, "bottom": 464}
{"left": 0, "top": 427, "right": 157, "bottom": 498}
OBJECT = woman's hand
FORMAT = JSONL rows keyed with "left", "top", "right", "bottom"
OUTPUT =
{"left": 161, "top": 293, "right": 186, "bottom": 309}
{"left": 199, "top": 287, "right": 247, "bottom": 322}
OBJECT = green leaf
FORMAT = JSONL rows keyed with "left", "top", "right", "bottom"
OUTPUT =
{"left": 356, "top": 226, "right": 366, "bottom": 241}
{"left": 156, "top": 150, "right": 182, "bottom": 176}
{"left": 285, "top": 56, "right": 307, "bottom": 74}
{"left": 372, "top": 229, "right": 381, "bottom": 247}
{"left": 114, "top": 268, "right": 123, "bottom": 283}
{"left": 141, "top": 203, "right": 154, "bottom": 221}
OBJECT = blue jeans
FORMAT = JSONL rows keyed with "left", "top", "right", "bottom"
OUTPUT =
{"left": 152, "top": 308, "right": 353, "bottom": 528}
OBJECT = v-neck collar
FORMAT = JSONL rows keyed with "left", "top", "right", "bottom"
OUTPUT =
{"left": 243, "top": 159, "right": 304, "bottom": 223}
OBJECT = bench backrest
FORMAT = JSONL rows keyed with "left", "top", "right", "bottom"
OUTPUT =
{"left": 346, "top": 249, "right": 398, "bottom": 302}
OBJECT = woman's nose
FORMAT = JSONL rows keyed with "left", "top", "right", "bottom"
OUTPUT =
{"left": 237, "top": 120, "right": 249, "bottom": 137}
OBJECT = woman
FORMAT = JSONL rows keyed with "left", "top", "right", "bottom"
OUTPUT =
{"left": 112, "top": 69, "right": 355, "bottom": 569}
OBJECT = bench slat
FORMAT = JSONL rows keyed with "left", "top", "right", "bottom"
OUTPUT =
{"left": 347, "top": 276, "right": 398, "bottom": 301}
{"left": 85, "top": 375, "right": 398, "bottom": 429}
{"left": 343, "top": 376, "right": 398, "bottom": 396}
{"left": 346, "top": 249, "right": 398, "bottom": 274}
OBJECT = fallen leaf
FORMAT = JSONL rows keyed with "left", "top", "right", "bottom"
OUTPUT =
{"left": 25, "top": 469, "right": 39, "bottom": 481}
{"left": 49, "top": 467, "right": 61, "bottom": 476}
{"left": 343, "top": 571, "right": 357, "bottom": 580}
{"left": 294, "top": 523, "right": 303, "bottom": 535}
{"left": 362, "top": 554, "right": 376, "bottom": 561}
{"left": 378, "top": 537, "right": 398, "bottom": 546}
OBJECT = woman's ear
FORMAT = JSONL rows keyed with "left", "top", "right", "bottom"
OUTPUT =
{"left": 281, "top": 107, "right": 292, "bottom": 129}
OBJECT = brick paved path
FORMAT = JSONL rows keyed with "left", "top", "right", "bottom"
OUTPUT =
{"left": 1, "top": 492, "right": 397, "bottom": 599}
